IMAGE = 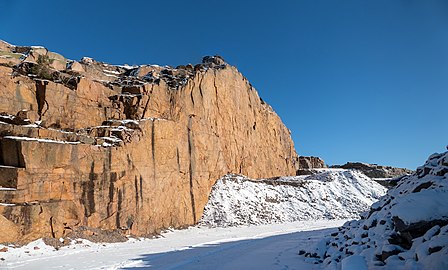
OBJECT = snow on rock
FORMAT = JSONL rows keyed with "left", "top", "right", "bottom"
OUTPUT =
{"left": 300, "top": 150, "right": 448, "bottom": 270}
{"left": 200, "top": 170, "right": 386, "bottom": 227}
{"left": 3, "top": 136, "right": 81, "bottom": 145}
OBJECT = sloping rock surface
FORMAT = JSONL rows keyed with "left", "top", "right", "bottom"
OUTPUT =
{"left": 0, "top": 40, "right": 299, "bottom": 243}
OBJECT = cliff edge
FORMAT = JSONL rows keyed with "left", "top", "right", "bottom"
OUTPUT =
{"left": 0, "top": 40, "right": 299, "bottom": 243}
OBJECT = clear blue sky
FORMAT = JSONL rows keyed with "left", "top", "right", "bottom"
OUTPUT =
{"left": 1, "top": 0, "right": 447, "bottom": 169}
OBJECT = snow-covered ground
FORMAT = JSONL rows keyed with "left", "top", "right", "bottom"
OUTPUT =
{"left": 201, "top": 170, "right": 386, "bottom": 226}
{"left": 300, "top": 150, "right": 448, "bottom": 269}
{"left": 0, "top": 220, "right": 347, "bottom": 270}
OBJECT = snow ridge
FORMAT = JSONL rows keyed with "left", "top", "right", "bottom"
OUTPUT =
{"left": 200, "top": 170, "right": 386, "bottom": 227}
{"left": 300, "top": 150, "right": 448, "bottom": 269}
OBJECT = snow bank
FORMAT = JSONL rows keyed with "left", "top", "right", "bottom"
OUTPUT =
{"left": 300, "top": 150, "right": 448, "bottom": 270}
{"left": 200, "top": 170, "right": 386, "bottom": 227}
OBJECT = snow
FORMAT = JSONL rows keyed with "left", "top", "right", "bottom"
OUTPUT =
{"left": 3, "top": 136, "right": 80, "bottom": 145}
{"left": 116, "top": 64, "right": 139, "bottom": 70}
{"left": 390, "top": 189, "right": 448, "bottom": 224}
{"left": 81, "top": 57, "right": 94, "bottom": 64}
{"left": 103, "top": 69, "right": 121, "bottom": 75}
{"left": 120, "top": 119, "right": 139, "bottom": 125}
{"left": 201, "top": 170, "right": 386, "bottom": 226}
{"left": 299, "top": 150, "right": 448, "bottom": 269}
{"left": 103, "top": 73, "right": 119, "bottom": 78}
{"left": 0, "top": 114, "right": 14, "bottom": 120}
{"left": 0, "top": 203, "right": 15, "bottom": 206}
{"left": 341, "top": 255, "right": 368, "bottom": 270}
{"left": 0, "top": 220, "right": 347, "bottom": 270}
{"left": 0, "top": 187, "right": 16, "bottom": 191}
{"left": 0, "top": 165, "right": 18, "bottom": 169}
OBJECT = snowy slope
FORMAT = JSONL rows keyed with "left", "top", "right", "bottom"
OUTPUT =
{"left": 300, "top": 150, "right": 448, "bottom": 270}
{"left": 200, "top": 169, "right": 386, "bottom": 226}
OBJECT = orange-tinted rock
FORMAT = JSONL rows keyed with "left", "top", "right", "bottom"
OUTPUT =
{"left": 0, "top": 44, "right": 299, "bottom": 243}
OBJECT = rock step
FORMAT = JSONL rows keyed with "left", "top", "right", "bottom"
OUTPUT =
{"left": 0, "top": 199, "right": 55, "bottom": 209}
{"left": 0, "top": 166, "right": 20, "bottom": 188}
{"left": 0, "top": 187, "right": 39, "bottom": 205}
{"left": 0, "top": 188, "right": 17, "bottom": 203}
{"left": 0, "top": 187, "right": 42, "bottom": 205}
{"left": 0, "top": 121, "right": 95, "bottom": 145}
{"left": 1, "top": 117, "right": 141, "bottom": 148}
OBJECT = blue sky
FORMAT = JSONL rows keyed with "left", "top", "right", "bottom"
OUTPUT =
{"left": 1, "top": 0, "right": 447, "bottom": 169}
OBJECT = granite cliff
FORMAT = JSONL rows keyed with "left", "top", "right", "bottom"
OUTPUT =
{"left": 0, "top": 40, "right": 299, "bottom": 243}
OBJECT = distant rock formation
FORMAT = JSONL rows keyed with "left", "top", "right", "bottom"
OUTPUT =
{"left": 331, "top": 162, "right": 413, "bottom": 179}
{"left": 296, "top": 156, "right": 326, "bottom": 175}
{"left": 299, "top": 156, "right": 326, "bottom": 169}
{"left": 0, "top": 40, "right": 299, "bottom": 243}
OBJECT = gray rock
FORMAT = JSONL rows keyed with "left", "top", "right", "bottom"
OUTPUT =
{"left": 331, "top": 162, "right": 413, "bottom": 178}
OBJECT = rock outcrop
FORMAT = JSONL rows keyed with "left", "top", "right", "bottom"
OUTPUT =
{"left": 296, "top": 156, "right": 327, "bottom": 175}
{"left": 298, "top": 156, "right": 326, "bottom": 169}
{"left": 0, "top": 40, "right": 299, "bottom": 243}
{"left": 331, "top": 162, "right": 413, "bottom": 179}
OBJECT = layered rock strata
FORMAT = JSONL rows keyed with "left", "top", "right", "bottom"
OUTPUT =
{"left": 0, "top": 40, "right": 299, "bottom": 243}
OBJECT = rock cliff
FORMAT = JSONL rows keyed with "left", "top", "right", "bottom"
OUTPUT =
{"left": 0, "top": 40, "right": 299, "bottom": 243}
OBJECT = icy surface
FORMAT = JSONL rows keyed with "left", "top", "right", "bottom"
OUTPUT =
{"left": 200, "top": 170, "right": 386, "bottom": 226}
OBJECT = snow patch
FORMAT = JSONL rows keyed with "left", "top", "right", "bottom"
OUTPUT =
{"left": 3, "top": 136, "right": 80, "bottom": 145}
{"left": 200, "top": 170, "right": 386, "bottom": 227}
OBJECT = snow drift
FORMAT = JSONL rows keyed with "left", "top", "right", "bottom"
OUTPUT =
{"left": 200, "top": 169, "right": 386, "bottom": 227}
{"left": 300, "top": 150, "right": 448, "bottom": 270}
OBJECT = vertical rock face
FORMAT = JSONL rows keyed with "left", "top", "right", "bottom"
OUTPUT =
{"left": 0, "top": 41, "right": 299, "bottom": 242}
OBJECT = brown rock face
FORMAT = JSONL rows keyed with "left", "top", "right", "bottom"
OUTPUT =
{"left": 0, "top": 42, "right": 299, "bottom": 243}
{"left": 298, "top": 156, "right": 326, "bottom": 169}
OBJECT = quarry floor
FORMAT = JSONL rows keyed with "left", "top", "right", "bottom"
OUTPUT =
{"left": 0, "top": 220, "right": 347, "bottom": 270}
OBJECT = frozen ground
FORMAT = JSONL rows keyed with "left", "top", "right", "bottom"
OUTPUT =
{"left": 0, "top": 220, "right": 347, "bottom": 270}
